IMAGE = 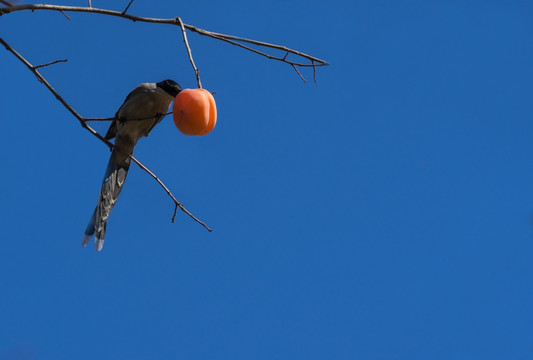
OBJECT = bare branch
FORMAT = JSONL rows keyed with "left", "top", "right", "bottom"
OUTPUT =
{"left": 0, "top": 36, "right": 212, "bottom": 231}
{"left": 122, "top": 0, "right": 133, "bottom": 15}
{"left": 129, "top": 156, "right": 213, "bottom": 231}
{"left": 88, "top": 0, "right": 91, "bottom": 8}
{"left": 0, "top": 4, "right": 328, "bottom": 81}
{"left": 34, "top": 58, "right": 68, "bottom": 69}
{"left": 0, "top": 0, "right": 13, "bottom": 7}
{"left": 312, "top": 60, "right": 317, "bottom": 85}
{"left": 175, "top": 17, "right": 202, "bottom": 89}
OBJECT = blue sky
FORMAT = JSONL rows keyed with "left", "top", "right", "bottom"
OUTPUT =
{"left": 1, "top": 1, "right": 533, "bottom": 359}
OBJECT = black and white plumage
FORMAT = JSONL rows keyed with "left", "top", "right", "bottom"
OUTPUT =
{"left": 82, "top": 80, "right": 182, "bottom": 251}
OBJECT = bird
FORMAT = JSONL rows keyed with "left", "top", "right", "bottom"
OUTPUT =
{"left": 82, "top": 79, "right": 182, "bottom": 251}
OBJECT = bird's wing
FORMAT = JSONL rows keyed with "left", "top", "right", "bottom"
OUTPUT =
{"left": 104, "top": 84, "right": 151, "bottom": 140}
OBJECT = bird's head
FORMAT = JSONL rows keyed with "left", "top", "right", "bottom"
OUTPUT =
{"left": 157, "top": 79, "right": 182, "bottom": 97}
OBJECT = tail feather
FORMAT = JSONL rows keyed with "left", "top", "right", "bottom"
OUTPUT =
{"left": 95, "top": 237, "right": 105, "bottom": 252}
{"left": 82, "top": 147, "right": 132, "bottom": 251}
{"left": 81, "top": 234, "right": 92, "bottom": 247}
{"left": 82, "top": 208, "right": 96, "bottom": 246}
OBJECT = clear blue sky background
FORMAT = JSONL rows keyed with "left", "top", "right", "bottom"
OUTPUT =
{"left": 1, "top": 1, "right": 533, "bottom": 359}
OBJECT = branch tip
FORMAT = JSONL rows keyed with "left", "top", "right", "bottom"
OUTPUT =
{"left": 59, "top": 9, "right": 70, "bottom": 20}
{"left": 291, "top": 64, "right": 307, "bottom": 83}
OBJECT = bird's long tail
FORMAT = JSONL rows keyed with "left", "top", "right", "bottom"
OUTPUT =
{"left": 82, "top": 146, "right": 132, "bottom": 251}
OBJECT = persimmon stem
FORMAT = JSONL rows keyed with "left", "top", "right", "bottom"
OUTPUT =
{"left": 176, "top": 17, "right": 202, "bottom": 89}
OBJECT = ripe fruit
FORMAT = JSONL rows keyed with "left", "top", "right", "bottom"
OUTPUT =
{"left": 173, "top": 88, "right": 217, "bottom": 136}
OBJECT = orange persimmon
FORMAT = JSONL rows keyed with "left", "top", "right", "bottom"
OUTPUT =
{"left": 173, "top": 88, "right": 217, "bottom": 136}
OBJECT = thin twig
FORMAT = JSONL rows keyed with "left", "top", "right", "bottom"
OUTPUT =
{"left": 34, "top": 58, "right": 68, "bottom": 69}
{"left": 59, "top": 9, "right": 70, "bottom": 20}
{"left": 175, "top": 17, "right": 202, "bottom": 88}
{"left": 291, "top": 64, "right": 306, "bottom": 83}
{"left": 122, "top": 0, "right": 133, "bottom": 15}
{"left": 312, "top": 60, "right": 317, "bottom": 85}
{"left": 88, "top": 0, "right": 91, "bottom": 8}
{"left": 0, "top": 0, "right": 13, "bottom": 7}
{"left": 0, "top": 36, "right": 211, "bottom": 231}
{"left": 83, "top": 116, "right": 116, "bottom": 122}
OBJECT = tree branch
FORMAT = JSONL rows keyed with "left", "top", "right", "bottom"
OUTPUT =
{"left": 0, "top": 4, "right": 328, "bottom": 81}
{"left": 0, "top": 36, "right": 212, "bottom": 232}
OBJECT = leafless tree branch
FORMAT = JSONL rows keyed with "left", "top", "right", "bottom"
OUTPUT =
{"left": 0, "top": 3, "right": 328, "bottom": 82}
{"left": 0, "top": 0, "right": 13, "bottom": 7}
{"left": 0, "top": 36, "right": 212, "bottom": 232}
{"left": 129, "top": 157, "right": 212, "bottom": 231}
